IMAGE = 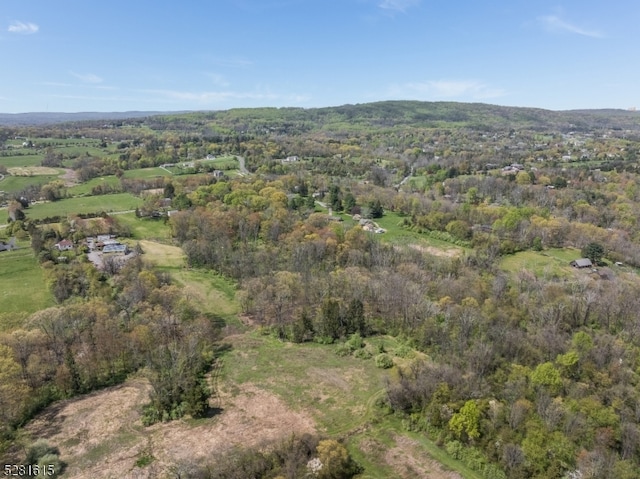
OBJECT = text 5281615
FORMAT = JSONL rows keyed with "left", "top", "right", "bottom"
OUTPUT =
{"left": 4, "top": 465, "right": 56, "bottom": 476}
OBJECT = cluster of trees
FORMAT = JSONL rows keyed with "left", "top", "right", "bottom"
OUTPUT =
{"left": 167, "top": 174, "right": 640, "bottom": 478}
{"left": 169, "top": 435, "right": 360, "bottom": 479}
{"left": 0, "top": 257, "right": 221, "bottom": 461}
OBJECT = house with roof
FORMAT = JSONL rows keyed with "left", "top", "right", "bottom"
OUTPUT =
{"left": 103, "top": 243, "right": 128, "bottom": 255}
{"left": 570, "top": 258, "right": 593, "bottom": 269}
{"left": 55, "top": 239, "right": 74, "bottom": 251}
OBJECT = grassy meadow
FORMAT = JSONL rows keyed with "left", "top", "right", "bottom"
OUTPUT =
{"left": 0, "top": 247, "right": 54, "bottom": 330}
{"left": 0, "top": 193, "right": 144, "bottom": 223}
{"left": 500, "top": 247, "right": 581, "bottom": 279}
{"left": 221, "top": 332, "right": 481, "bottom": 479}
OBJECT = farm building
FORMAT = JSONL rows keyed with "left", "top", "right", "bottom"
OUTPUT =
{"left": 570, "top": 258, "right": 593, "bottom": 268}
{"left": 103, "top": 244, "right": 128, "bottom": 255}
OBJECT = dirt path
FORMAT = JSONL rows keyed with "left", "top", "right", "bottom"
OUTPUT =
{"left": 59, "top": 168, "right": 79, "bottom": 187}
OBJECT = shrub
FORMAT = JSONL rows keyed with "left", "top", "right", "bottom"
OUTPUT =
{"left": 354, "top": 348, "right": 372, "bottom": 360}
{"left": 26, "top": 439, "right": 59, "bottom": 465}
{"left": 346, "top": 333, "right": 365, "bottom": 350}
{"left": 394, "top": 344, "right": 413, "bottom": 358}
{"left": 37, "top": 454, "right": 63, "bottom": 478}
{"left": 335, "top": 343, "right": 352, "bottom": 357}
{"left": 375, "top": 353, "right": 394, "bottom": 369}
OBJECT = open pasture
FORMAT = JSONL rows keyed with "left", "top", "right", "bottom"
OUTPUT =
{"left": 0, "top": 152, "right": 44, "bottom": 168}
{"left": 0, "top": 247, "right": 54, "bottom": 328}
{"left": 500, "top": 247, "right": 581, "bottom": 279}
{"left": 0, "top": 193, "right": 143, "bottom": 223}
{"left": 0, "top": 174, "right": 60, "bottom": 195}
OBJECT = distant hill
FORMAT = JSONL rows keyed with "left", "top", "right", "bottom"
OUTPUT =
{"left": 2, "top": 102, "right": 640, "bottom": 132}
{"left": 0, "top": 111, "right": 173, "bottom": 126}
{"left": 145, "top": 101, "right": 640, "bottom": 134}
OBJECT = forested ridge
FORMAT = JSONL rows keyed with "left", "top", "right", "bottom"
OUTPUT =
{"left": 2, "top": 101, "right": 640, "bottom": 477}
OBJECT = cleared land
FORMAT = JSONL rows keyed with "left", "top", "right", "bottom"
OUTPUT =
{"left": 18, "top": 332, "right": 480, "bottom": 479}
{"left": 21, "top": 377, "right": 316, "bottom": 479}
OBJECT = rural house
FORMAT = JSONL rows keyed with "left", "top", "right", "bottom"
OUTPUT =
{"left": 55, "top": 239, "right": 74, "bottom": 251}
{"left": 570, "top": 258, "right": 593, "bottom": 268}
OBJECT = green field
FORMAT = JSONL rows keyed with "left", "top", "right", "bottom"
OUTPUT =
{"left": 66, "top": 176, "right": 121, "bottom": 196}
{"left": 123, "top": 167, "right": 172, "bottom": 179}
{"left": 500, "top": 247, "right": 581, "bottom": 278}
{"left": 0, "top": 153, "right": 45, "bottom": 168}
{"left": 0, "top": 193, "right": 143, "bottom": 223}
{"left": 0, "top": 174, "right": 60, "bottom": 194}
{"left": 0, "top": 247, "right": 55, "bottom": 330}
{"left": 115, "top": 213, "right": 172, "bottom": 242}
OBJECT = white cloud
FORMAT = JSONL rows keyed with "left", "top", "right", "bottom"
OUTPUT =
{"left": 206, "top": 73, "right": 231, "bottom": 87}
{"left": 389, "top": 80, "right": 506, "bottom": 101}
{"left": 539, "top": 15, "right": 604, "bottom": 38}
{"left": 378, "top": 0, "right": 420, "bottom": 12}
{"left": 8, "top": 21, "right": 39, "bottom": 34}
{"left": 70, "top": 72, "right": 104, "bottom": 84}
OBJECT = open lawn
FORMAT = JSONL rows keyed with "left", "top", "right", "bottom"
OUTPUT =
{"left": 22, "top": 194, "right": 143, "bottom": 222}
{"left": 116, "top": 213, "right": 172, "bottom": 242}
{"left": 67, "top": 176, "right": 121, "bottom": 196}
{"left": 0, "top": 247, "right": 54, "bottom": 330}
{"left": 500, "top": 247, "right": 581, "bottom": 279}
{"left": 201, "top": 156, "right": 238, "bottom": 169}
{"left": 0, "top": 174, "right": 59, "bottom": 194}
{"left": 123, "top": 167, "right": 172, "bottom": 179}
{"left": 138, "top": 240, "right": 184, "bottom": 268}
{"left": 0, "top": 153, "right": 44, "bottom": 168}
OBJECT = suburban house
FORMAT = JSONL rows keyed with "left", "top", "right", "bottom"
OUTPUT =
{"left": 570, "top": 258, "right": 593, "bottom": 268}
{"left": 55, "top": 239, "right": 74, "bottom": 251}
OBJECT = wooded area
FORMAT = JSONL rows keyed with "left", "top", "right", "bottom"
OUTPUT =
{"left": 2, "top": 101, "right": 640, "bottom": 478}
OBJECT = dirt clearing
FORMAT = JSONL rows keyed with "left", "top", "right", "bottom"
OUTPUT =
{"left": 385, "top": 436, "right": 465, "bottom": 479}
{"left": 21, "top": 379, "right": 316, "bottom": 479}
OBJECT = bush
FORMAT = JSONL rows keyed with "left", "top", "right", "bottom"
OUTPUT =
{"left": 335, "top": 343, "right": 352, "bottom": 357}
{"left": 394, "top": 344, "right": 413, "bottom": 358}
{"left": 346, "top": 333, "right": 365, "bottom": 350}
{"left": 375, "top": 353, "right": 394, "bottom": 369}
{"left": 37, "top": 454, "right": 63, "bottom": 478}
{"left": 26, "top": 439, "right": 59, "bottom": 465}
{"left": 354, "top": 348, "right": 372, "bottom": 360}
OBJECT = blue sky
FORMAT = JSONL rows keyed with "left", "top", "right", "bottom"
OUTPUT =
{"left": 1, "top": 0, "right": 639, "bottom": 113}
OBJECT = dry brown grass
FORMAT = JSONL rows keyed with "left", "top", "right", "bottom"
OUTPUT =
{"left": 21, "top": 379, "right": 316, "bottom": 478}
{"left": 138, "top": 240, "right": 185, "bottom": 268}
{"left": 8, "top": 166, "right": 60, "bottom": 176}
{"left": 384, "top": 436, "right": 465, "bottom": 479}
{"left": 408, "top": 243, "right": 463, "bottom": 258}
